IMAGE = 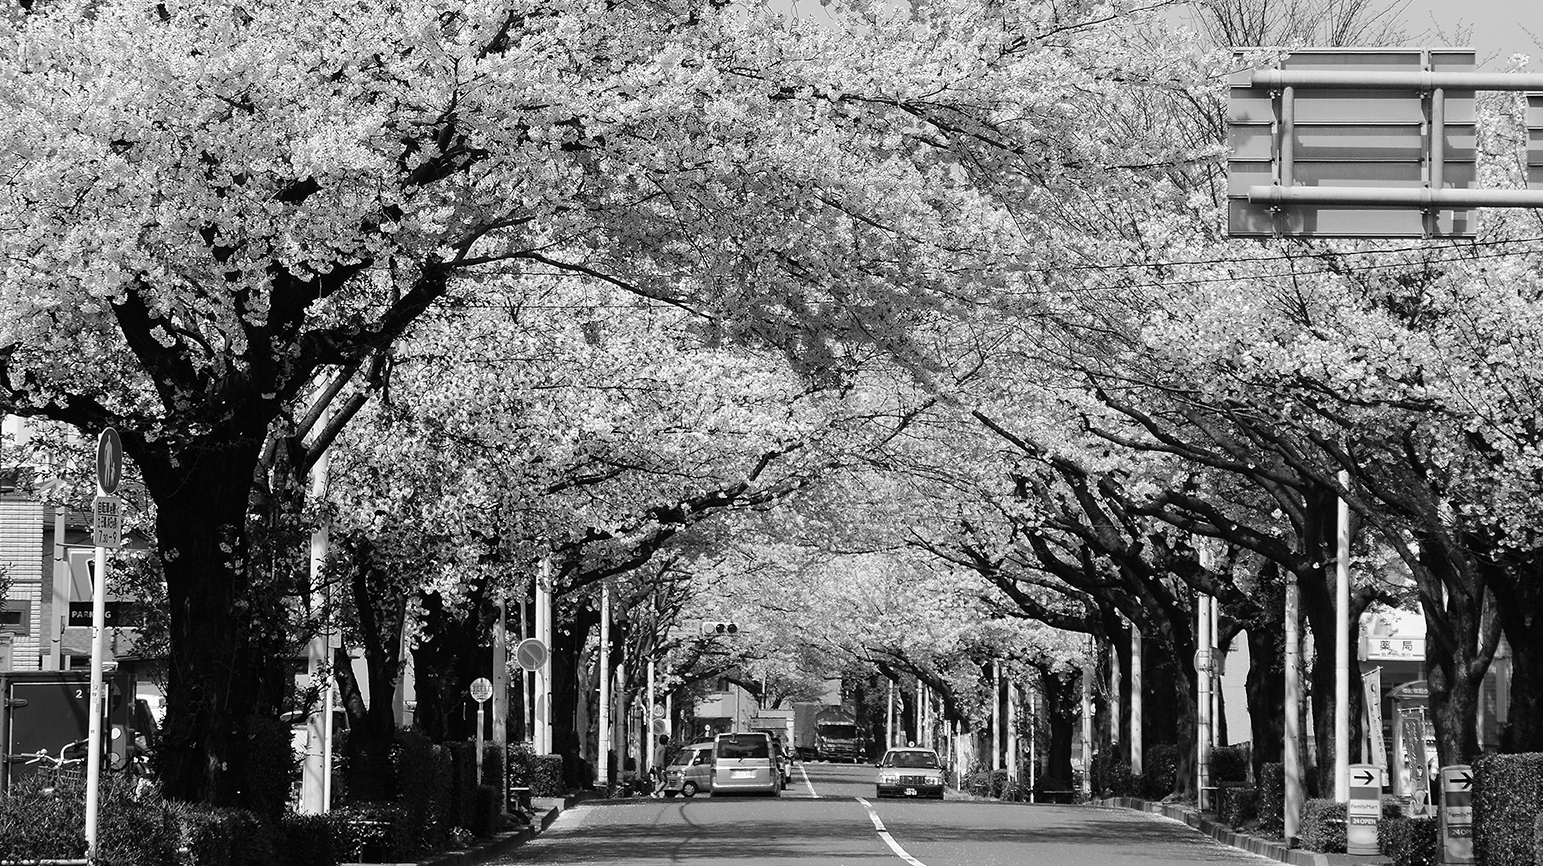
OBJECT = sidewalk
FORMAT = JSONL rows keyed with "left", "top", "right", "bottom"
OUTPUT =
{"left": 414, "top": 791, "right": 593, "bottom": 866}
{"left": 1094, "top": 797, "right": 1392, "bottom": 866}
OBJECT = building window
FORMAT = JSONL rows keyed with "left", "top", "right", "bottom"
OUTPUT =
{"left": 1, "top": 599, "right": 30, "bottom": 635}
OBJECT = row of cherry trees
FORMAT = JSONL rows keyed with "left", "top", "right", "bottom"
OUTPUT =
{"left": 6, "top": 0, "right": 1543, "bottom": 809}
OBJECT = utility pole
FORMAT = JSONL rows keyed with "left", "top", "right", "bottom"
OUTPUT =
{"left": 1130, "top": 626, "right": 1143, "bottom": 776}
{"left": 1197, "top": 591, "right": 1212, "bottom": 811}
{"left": 598, "top": 582, "right": 611, "bottom": 788}
{"left": 1285, "top": 576, "right": 1304, "bottom": 840}
{"left": 992, "top": 661, "right": 1003, "bottom": 771}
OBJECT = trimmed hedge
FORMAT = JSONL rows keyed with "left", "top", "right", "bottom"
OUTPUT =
{"left": 1219, "top": 785, "right": 1258, "bottom": 828}
{"left": 1257, "top": 762, "right": 1285, "bottom": 839}
{"left": 1533, "top": 812, "right": 1542, "bottom": 866}
{"left": 1379, "top": 816, "right": 1439, "bottom": 866}
{"left": 173, "top": 804, "right": 279, "bottom": 866}
{"left": 1474, "top": 752, "right": 1543, "bottom": 866}
{"left": 472, "top": 785, "right": 499, "bottom": 837}
{"left": 1091, "top": 752, "right": 1136, "bottom": 798}
{"left": 1142, "top": 743, "right": 1179, "bottom": 799}
{"left": 508, "top": 743, "right": 565, "bottom": 796}
{"left": 0, "top": 773, "right": 180, "bottom": 865}
{"left": 1210, "top": 745, "right": 1250, "bottom": 783}
{"left": 1300, "top": 798, "right": 1346, "bottom": 853}
{"left": 279, "top": 813, "right": 337, "bottom": 866}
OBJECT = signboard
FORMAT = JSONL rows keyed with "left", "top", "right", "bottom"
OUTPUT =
{"left": 67, "top": 602, "right": 130, "bottom": 628}
{"left": 469, "top": 677, "right": 493, "bottom": 704}
{"left": 96, "top": 428, "right": 122, "bottom": 495}
{"left": 1439, "top": 765, "right": 1475, "bottom": 864}
{"left": 92, "top": 495, "right": 121, "bottom": 549}
{"left": 1194, "top": 648, "right": 1213, "bottom": 673}
{"left": 1228, "top": 49, "right": 1479, "bottom": 238}
{"left": 1365, "top": 667, "right": 1387, "bottom": 769}
{"left": 1347, "top": 764, "right": 1383, "bottom": 855}
{"left": 515, "top": 638, "right": 548, "bottom": 673}
{"left": 1366, "top": 636, "right": 1426, "bottom": 662}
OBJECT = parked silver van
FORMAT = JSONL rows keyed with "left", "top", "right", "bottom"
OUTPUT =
{"left": 710, "top": 732, "right": 781, "bottom": 797}
{"left": 662, "top": 741, "right": 714, "bottom": 797}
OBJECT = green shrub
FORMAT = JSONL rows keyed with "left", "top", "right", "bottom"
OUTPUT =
{"left": 1210, "top": 745, "right": 1250, "bottom": 783}
{"left": 237, "top": 713, "right": 298, "bottom": 822}
{"left": 1142, "top": 743, "right": 1179, "bottom": 798}
{"left": 1257, "top": 762, "right": 1285, "bottom": 838}
{"left": 430, "top": 744, "right": 455, "bottom": 848}
{"left": 1533, "top": 812, "right": 1542, "bottom": 866}
{"left": 472, "top": 785, "right": 500, "bottom": 837}
{"left": 1091, "top": 752, "right": 1136, "bottom": 798}
{"left": 961, "top": 768, "right": 992, "bottom": 796}
{"left": 331, "top": 802, "right": 414, "bottom": 863}
{"left": 279, "top": 812, "right": 337, "bottom": 866}
{"left": 447, "top": 741, "right": 478, "bottom": 831}
{"left": 561, "top": 752, "right": 592, "bottom": 792}
{"left": 170, "top": 804, "right": 279, "bottom": 866}
{"left": 0, "top": 773, "right": 182, "bottom": 865}
{"left": 1380, "top": 816, "right": 1439, "bottom": 866}
{"left": 482, "top": 743, "right": 505, "bottom": 808}
{"left": 1474, "top": 752, "right": 1543, "bottom": 866}
{"left": 1300, "top": 799, "right": 1346, "bottom": 853}
{"left": 530, "top": 753, "right": 564, "bottom": 796}
{"left": 391, "top": 727, "right": 437, "bottom": 847}
{"left": 507, "top": 742, "right": 535, "bottom": 788}
{"left": 1219, "top": 785, "right": 1258, "bottom": 827}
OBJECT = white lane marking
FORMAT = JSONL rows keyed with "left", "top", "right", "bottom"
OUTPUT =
{"left": 798, "top": 762, "right": 820, "bottom": 798}
{"left": 856, "top": 796, "right": 929, "bottom": 866}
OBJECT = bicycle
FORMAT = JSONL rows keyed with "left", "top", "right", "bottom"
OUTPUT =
{"left": 5, "top": 738, "right": 89, "bottom": 794}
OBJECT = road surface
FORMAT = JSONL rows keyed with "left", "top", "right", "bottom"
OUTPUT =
{"left": 493, "top": 761, "right": 1276, "bottom": 866}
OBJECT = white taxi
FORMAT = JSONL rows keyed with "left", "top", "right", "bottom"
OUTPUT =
{"left": 875, "top": 747, "right": 945, "bottom": 799}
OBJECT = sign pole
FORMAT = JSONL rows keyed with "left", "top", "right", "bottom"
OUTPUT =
{"left": 85, "top": 427, "right": 123, "bottom": 861}
{"left": 1336, "top": 471, "right": 1352, "bottom": 803}
{"left": 1285, "top": 577, "right": 1304, "bottom": 840}
{"left": 470, "top": 678, "right": 493, "bottom": 786}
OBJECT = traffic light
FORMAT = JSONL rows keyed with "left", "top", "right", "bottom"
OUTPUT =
{"left": 700, "top": 620, "right": 739, "bottom": 636}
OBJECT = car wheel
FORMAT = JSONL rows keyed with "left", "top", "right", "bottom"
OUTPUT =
{"left": 682, "top": 782, "right": 699, "bottom": 798}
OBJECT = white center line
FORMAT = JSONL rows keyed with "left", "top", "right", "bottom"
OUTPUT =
{"left": 798, "top": 762, "right": 820, "bottom": 798}
{"left": 856, "top": 796, "right": 929, "bottom": 866}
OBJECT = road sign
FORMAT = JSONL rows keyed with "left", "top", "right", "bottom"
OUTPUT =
{"left": 652, "top": 703, "right": 666, "bottom": 719}
{"left": 1347, "top": 763, "right": 1382, "bottom": 855}
{"left": 1439, "top": 765, "right": 1475, "bottom": 865}
{"left": 470, "top": 677, "right": 493, "bottom": 704}
{"left": 1227, "top": 49, "right": 1484, "bottom": 238}
{"left": 515, "top": 638, "right": 548, "bottom": 673}
{"left": 96, "top": 428, "right": 123, "bottom": 495}
{"left": 1194, "top": 648, "right": 1212, "bottom": 673}
{"left": 92, "top": 495, "right": 121, "bottom": 549}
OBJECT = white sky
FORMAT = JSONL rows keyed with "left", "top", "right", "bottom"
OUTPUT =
{"left": 1396, "top": 0, "right": 1541, "bottom": 68}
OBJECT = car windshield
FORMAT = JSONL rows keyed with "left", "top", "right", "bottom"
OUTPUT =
{"left": 884, "top": 751, "right": 939, "bottom": 769}
{"left": 718, "top": 737, "right": 769, "bottom": 759}
{"left": 818, "top": 724, "right": 858, "bottom": 738}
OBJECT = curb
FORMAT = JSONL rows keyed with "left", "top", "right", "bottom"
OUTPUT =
{"left": 1093, "top": 797, "right": 1388, "bottom": 866}
{"left": 415, "top": 791, "right": 588, "bottom": 866}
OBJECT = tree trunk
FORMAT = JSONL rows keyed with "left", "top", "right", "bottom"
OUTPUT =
{"left": 1487, "top": 553, "right": 1543, "bottom": 753}
{"left": 150, "top": 439, "right": 287, "bottom": 808}
{"left": 1246, "top": 624, "right": 1286, "bottom": 771}
{"left": 1042, "top": 667, "right": 1079, "bottom": 786}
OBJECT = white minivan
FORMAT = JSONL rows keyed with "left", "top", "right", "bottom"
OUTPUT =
{"left": 711, "top": 732, "right": 781, "bottom": 797}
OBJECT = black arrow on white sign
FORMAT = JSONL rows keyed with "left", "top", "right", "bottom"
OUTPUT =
{"left": 1353, "top": 769, "right": 1377, "bottom": 786}
{"left": 1452, "top": 770, "right": 1473, "bottom": 790}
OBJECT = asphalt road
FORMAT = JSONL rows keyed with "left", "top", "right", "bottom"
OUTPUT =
{"left": 492, "top": 761, "right": 1278, "bottom": 866}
